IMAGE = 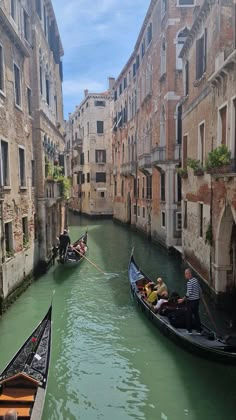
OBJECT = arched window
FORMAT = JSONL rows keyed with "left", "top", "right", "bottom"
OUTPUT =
{"left": 160, "top": 106, "right": 166, "bottom": 146}
{"left": 176, "top": 27, "right": 189, "bottom": 70}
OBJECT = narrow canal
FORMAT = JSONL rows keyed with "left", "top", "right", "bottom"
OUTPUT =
{"left": 1, "top": 215, "right": 236, "bottom": 420}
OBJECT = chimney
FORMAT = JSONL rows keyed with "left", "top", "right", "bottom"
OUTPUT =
{"left": 84, "top": 89, "right": 89, "bottom": 97}
{"left": 108, "top": 77, "right": 115, "bottom": 92}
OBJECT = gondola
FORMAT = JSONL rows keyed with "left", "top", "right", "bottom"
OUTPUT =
{"left": 128, "top": 252, "right": 236, "bottom": 364}
{"left": 59, "top": 231, "right": 88, "bottom": 265}
{"left": 0, "top": 305, "right": 52, "bottom": 419}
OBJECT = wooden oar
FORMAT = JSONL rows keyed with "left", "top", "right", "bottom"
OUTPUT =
{"left": 201, "top": 294, "right": 219, "bottom": 336}
{"left": 73, "top": 247, "right": 105, "bottom": 275}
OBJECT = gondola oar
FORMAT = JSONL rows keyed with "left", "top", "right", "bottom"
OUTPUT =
{"left": 73, "top": 247, "right": 105, "bottom": 275}
{"left": 201, "top": 294, "right": 219, "bottom": 337}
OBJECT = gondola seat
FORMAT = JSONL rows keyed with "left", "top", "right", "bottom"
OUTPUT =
{"left": 0, "top": 388, "right": 36, "bottom": 402}
{"left": 0, "top": 405, "right": 31, "bottom": 418}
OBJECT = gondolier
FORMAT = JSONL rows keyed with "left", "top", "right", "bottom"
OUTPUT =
{"left": 178, "top": 268, "right": 202, "bottom": 334}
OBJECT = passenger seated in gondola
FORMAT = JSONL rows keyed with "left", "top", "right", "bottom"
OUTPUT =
{"left": 74, "top": 239, "right": 86, "bottom": 255}
{"left": 145, "top": 282, "right": 158, "bottom": 305}
{"left": 158, "top": 292, "right": 182, "bottom": 315}
{"left": 154, "top": 277, "right": 168, "bottom": 298}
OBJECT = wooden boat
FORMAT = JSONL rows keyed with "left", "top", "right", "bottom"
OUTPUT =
{"left": 128, "top": 253, "right": 236, "bottom": 364}
{"left": 59, "top": 231, "right": 88, "bottom": 265}
{"left": 0, "top": 305, "right": 52, "bottom": 419}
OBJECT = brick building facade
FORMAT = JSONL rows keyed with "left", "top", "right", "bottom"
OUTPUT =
{"left": 66, "top": 80, "right": 114, "bottom": 217}
{"left": 113, "top": 0, "right": 195, "bottom": 246}
{"left": 180, "top": 0, "right": 236, "bottom": 302}
{"left": 0, "top": 0, "right": 65, "bottom": 309}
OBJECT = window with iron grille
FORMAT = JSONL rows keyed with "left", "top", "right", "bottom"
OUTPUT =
{"left": 95, "top": 150, "right": 106, "bottom": 163}
{"left": 95, "top": 100, "right": 105, "bottom": 107}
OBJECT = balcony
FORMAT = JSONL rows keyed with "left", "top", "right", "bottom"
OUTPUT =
{"left": 206, "top": 159, "right": 236, "bottom": 178}
{"left": 120, "top": 162, "right": 136, "bottom": 176}
{"left": 73, "top": 138, "right": 83, "bottom": 150}
{"left": 138, "top": 153, "right": 151, "bottom": 173}
{"left": 45, "top": 180, "right": 63, "bottom": 206}
{"left": 151, "top": 146, "right": 166, "bottom": 164}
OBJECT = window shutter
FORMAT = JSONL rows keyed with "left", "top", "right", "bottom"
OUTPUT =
{"left": 203, "top": 28, "right": 207, "bottom": 73}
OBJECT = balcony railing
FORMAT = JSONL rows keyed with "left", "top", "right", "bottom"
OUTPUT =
{"left": 45, "top": 180, "right": 62, "bottom": 203}
{"left": 138, "top": 153, "right": 151, "bottom": 171}
{"left": 73, "top": 138, "right": 83, "bottom": 150}
{"left": 151, "top": 146, "right": 166, "bottom": 164}
{"left": 120, "top": 162, "right": 136, "bottom": 176}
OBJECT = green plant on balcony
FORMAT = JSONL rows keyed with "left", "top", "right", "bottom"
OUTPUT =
{"left": 176, "top": 167, "right": 188, "bottom": 179}
{"left": 58, "top": 176, "right": 71, "bottom": 199}
{"left": 23, "top": 235, "right": 30, "bottom": 249}
{"left": 186, "top": 158, "right": 204, "bottom": 176}
{"left": 206, "top": 145, "right": 231, "bottom": 173}
{"left": 205, "top": 223, "right": 213, "bottom": 246}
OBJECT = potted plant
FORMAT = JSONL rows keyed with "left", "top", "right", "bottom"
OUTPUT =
{"left": 176, "top": 167, "right": 188, "bottom": 179}
{"left": 206, "top": 145, "right": 231, "bottom": 174}
{"left": 186, "top": 158, "right": 204, "bottom": 176}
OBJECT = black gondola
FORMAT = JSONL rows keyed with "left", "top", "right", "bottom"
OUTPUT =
{"left": 128, "top": 252, "right": 236, "bottom": 364}
{"left": 59, "top": 231, "right": 88, "bottom": 265}
{"left": 0, "top": 305, "right": 52, "bottom": 419}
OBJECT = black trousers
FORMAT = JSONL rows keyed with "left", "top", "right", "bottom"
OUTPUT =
{"left": 186, "top": 299, "right": 201, "bottom": 332}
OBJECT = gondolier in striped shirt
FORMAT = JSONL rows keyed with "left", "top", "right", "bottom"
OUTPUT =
{"left": 178, "top": 268, "right": 202, "bottom": 334}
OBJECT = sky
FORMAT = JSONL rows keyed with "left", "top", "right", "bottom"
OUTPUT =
{"left": 52, "top": 0, "right": 151, "bottom": 119}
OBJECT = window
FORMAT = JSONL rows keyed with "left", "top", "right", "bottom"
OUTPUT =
{"left": 160, "top": 173, "right": 165, "bottom": 201}
{"left": 147, "top": 23, "right": 152, "bottom": 45}
{"left": 95, "top": 100, "right": 105, "bottom": 107}
{"left": 123, "top": 77, "right": 127, "bottom": 90}
{"left": 27, "top": 87, "right": 32, "bottom": 115}
{"left": 36, "top": 0, "right": 42, "bottom": 19}
{"left": 185, "top": 60, "right": 189, "bottom": 95}
{"left": 23, "top": 9, "right": 30, "bottom": 42}
{"left": 5, "top": 221, "right": 13, "bottom": 255}
{"left": 196, "top": 29, "right": 207, "bottom": 80}
{"left": 134, "top": 205, "right": 137, "bottom": 216}
{"left": 80, "top": 153, "right": 84, "bottom": 165}
{"left": 137, "top": 178, "right": 139, "bottom": 198}
{"left": 95, "top": 150, "right": 106, "bottom": 163}
{"left": 114, "top": 90, "right": 117, "bottom": 101}
{"left": 184, "top": 200, "right": 188, "bottom": 229}
{"left": 121, "top": 180, "right": 124, "bottom": 197}
{"left": 87, "top": 122, "right": 89, "bottom": 135}
{"left": 178, "top": 0, "right": 194, "bottom": 5}
{"left": 39, "top": 64, "right": 43, "bottom": 95}
{"left": 100, "top": 192, "right": 105, "bottom": 198}
{"left": 22, "top": 217, "right": 29, "bottom": 246}
{"left": 177, "top": 174, "right": 182, "bottom": 202}
{"left": 0, "top": 44, "right": 5, "bottom": 93}
{"left": 43, "top": 5, "right": 47, "bottom": 37}
{"left": 183, "top": 135, "right": 188, "bottom": 168}
{"left": 176, "top": 212, "right": 182, "bottom": 231}
{"left": 0, "top": 140, "right": 10, "bottom": 186}
{"left": 161, "top": 0, "right": 167, "bottom": 17}
{"left": 161, "top": 39, "right": 166, "bottom": 76}
{"left": 143, "top": 207, "right": 145, "bottom": 218}
{"left": 114, "top": 180, "right": 117, "bottom": 196}
{"left": 87, "top": 173, "right": 90, "bottom": 183}
{"left": 11, "top": 0, "right": 16, "bottom": 20}
{"left": 176, "top": 28, "right": 189, "bottom": 70}
{"left": 199, "top": 203, "right": 203, "bottom": 237}
{"left": 14, "top": 64, "right": 21, "bottom": 107}
{"left": 31, "top": 160, "right": 35, "bottom": 187}
{"left": 142, "top": 176, "right": 145, "bottom": 199}
{"left": 119, "top": 83, "right": 122, "bottom": 95}
{"left": 137, "top": 206, "right": 140, "bottom": 217}
{"left": 46, "top": 78, "right": 50, "bottom": 105}
{"left": 233, "top": 98, "right": 236, "bottom": 159}
{"left": 141, "top": 40, "right": 145, "bottom": 58}
{"left": 198, "top": 122, "right": 205, "bottom": 164}
{"left": 19, "top": 147, "right": 26, "bottom": 187}
{"left": 133, "top": 62, "right": 136, "bottom": 78}
{"left": 96, "top": 172, "right": 106, "bottom": 182}
{"left": 161, "top": 211, "right": 166, "bottom": 228}
{"left": 136, "top": 55, "right": 140, "bottom": 70}
{"left": 219, "top": 105, "right": 227, "bottom": 145}
{"left": 177, "top": 105, "right": 182, "bottom": 144}
{"left": 146, "top": 175, "right": 152, "bottom": 199}
{"left": 160, "top": 106, "right": 166, "bottom": 146}
{"left": 97, "top": 121, "right": 104, "bottom": 134}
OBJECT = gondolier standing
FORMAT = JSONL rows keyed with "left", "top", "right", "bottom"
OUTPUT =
{"left": 58, "top": 229, "right": 71, "bottom": 260}
{"left": 178, "top": 268, "right": 202, "bottom": 334}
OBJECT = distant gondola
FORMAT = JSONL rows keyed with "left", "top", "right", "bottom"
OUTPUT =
{"left": 0, "top": 305, "right": 52, "bottom": 419}
{"left": 128, "top": 252, "right": 236, "bottom": 364}
{"left": 58, "top": 231, "right": 88, "bottom": 265}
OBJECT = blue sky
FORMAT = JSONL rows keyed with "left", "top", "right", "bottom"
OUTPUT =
{"left": 52, "top": 0, "right": 150, "bottom": 119}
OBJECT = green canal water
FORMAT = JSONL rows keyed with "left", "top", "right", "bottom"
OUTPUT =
{"left": 1, "top": 215, "right": 236, "bottom": 420}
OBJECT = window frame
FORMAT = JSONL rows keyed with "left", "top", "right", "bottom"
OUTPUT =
{"left": 97, "top": 121, "right": 104, "bottom": 134}
{"left": 0, "top": 43, "right": 5, "bottom": 95}
{"left": 13, "top": 62, "right": 22, "bottom": 109}
{"left": 176, "top": 212, "right": 182, "bottom": 231}
{"left": 18, "top": 146, "right": 26, "bottom": 188}
{"left": 0, "top": 139, "right": 10, "bottom": 187}
{"left": 161, "top": 211, "right": 166, "bottom": 229}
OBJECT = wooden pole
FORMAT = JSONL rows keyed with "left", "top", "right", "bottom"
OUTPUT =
{"left": 201, "top": 294, "right": 219, "bottom": 335}
{"left": 73, "top": 247, "right": 105, "bottom": 275}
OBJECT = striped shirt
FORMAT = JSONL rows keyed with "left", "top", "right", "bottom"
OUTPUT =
{"left": 186, "top": 277, "right": 201, "bottom": 300}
